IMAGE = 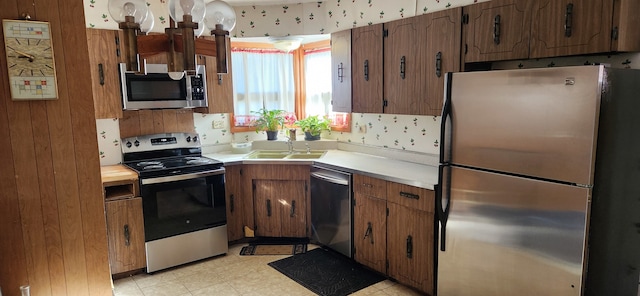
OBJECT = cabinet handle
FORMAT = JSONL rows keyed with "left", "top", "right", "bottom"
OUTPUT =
{"left": 217, "top": 74, "right": 223, "bottom": 85}
{"left": 229, "top": 194, "right": 234, "bottom": 213}
{"left": 564, "top": 3, "right": 573, "bottom": 37}
{"left": 98, "top": 63, "right": 105, "bottom": 86}
{"left": 400, "top": 56, "right": 406, "bottom": 79}
{"left": 493, "top": 15, "right": 501, "bottom": 45}
{"left": 435, "top": 52, "right": 442, "bottom": 78}
{"left": 363, "top": 222, "right": 374, "bottom": 244}
{"left": 337, "top": 62, "right": 344, "bottom": 83}
{"left": 362, "top": 183, "right": 373, "bottom": 188}
{"left": 400, "top": 191, "right": 420, "bottom": 200}
{"left": 406, "top": 235, "right": 413, "bottom": 258}
{"left": 124, "top": 224, "right": 130, "bottom": 246}
{"left": 290, "top": 200, "right": 296, "bottom": 217}
{"left": 364, "top": 59, "right": 369, "bottom": 81}
{"left": 266, "top": 199, "right": 272, "bottom": 217}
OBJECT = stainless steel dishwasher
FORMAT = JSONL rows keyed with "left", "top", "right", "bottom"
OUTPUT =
{"left": 310, "top": 165, "right": 352, "bottom": 258}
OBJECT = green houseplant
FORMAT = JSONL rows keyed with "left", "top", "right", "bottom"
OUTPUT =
{"left": 295, "top": 115, "right": 331, "bottom": 141}
{"left": 252, "top": 108, "right": 286, "bottom": 140}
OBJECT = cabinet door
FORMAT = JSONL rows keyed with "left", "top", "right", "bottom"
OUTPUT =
{"left": 611, "top": 0, "right": 640, "bottom": 52}
{"left": 105, "top": 198, "right": 146, "bottom": 274}
{"left": 462, "top": 0, "right": 533, "bottom": 63}
{"left": 280, "top": 180, "right": 307, "bottom": 238}
{"left": 331, "top": 29, "right": 352, "bottom": 113}
{"left": 253, "top": 180, "right": 283, "bottom": 237}
{"left": 224, "top": 165, "right": 245, "bottom": 241}
{"left": 421, "top": 8, "right": 462, "bottom": 116}
{"left": 253, "top": 179, "right": 307, "bottom": 237}
{"left": 384, "top": 17, "right": 422, "bottom": 115}
{"left": 195, "top": 36, "right": 234, "bottom": 114}
{"left": 387, "top": 203, "right": 434, "bottom": 295}
{"left": 353, "top": 193, "right": 387, "bottom": 274}
{"left": 351, "top": 24, "right": 384, "bottom": 114}
{"left": 530, "top": 0, "right": 614, "bottom": 58}
{"left": 86, "top": 28, "right": 124, "bottom": 119}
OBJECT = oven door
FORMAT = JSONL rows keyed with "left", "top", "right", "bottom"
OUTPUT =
{"left": 140, "top": 168, "right": 226, "bottom": 242}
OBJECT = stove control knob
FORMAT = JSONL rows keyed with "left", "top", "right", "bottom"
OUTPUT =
{"left": 186, "top": 136, "right": 192, "bottom": 142}
{"left": 134, "top": 140, "right": 140, "bottom": 147}
{"left": 193, "top": 136, "right": 198, "bottom": 142}
{"left": 126, "top": 141, "right": 132, "bottom": 148}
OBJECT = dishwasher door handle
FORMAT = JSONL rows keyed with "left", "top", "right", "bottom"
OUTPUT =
{"left": 311, "top": 172, "right": 349, "bottom": 185}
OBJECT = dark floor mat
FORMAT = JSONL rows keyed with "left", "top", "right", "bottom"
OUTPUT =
{"left": 268, "top": 248, "right": 386, "bottom": 296}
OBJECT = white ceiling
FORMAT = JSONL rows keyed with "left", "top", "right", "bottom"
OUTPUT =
{"left": 225, "top": 0, "right": 319, "bottom": 6}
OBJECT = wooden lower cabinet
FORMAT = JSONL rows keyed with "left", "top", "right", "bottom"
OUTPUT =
{"left": 353, "top": 192, "right": 387, "bottom": 274}
{"left": 352, "top": 174, "right": 435, "bottom": 295}
{"left": 245, "top": 164, "right": 310, "bottom": 238}
{"left": 387, "top": 203, "right": 434, "bottom": 295}
{"left": 105, "top": 197, "right": 146, "bottom": 274}
{"left": 224, "top": 165, "right": 245, "bottom": 241}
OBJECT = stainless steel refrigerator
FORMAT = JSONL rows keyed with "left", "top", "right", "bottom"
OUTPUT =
{"left": 437, "top": 65, "right": 640, "bottom": 296}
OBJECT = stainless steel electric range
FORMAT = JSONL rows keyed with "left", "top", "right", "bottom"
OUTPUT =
{"left": 121, "top": 132, "right": 228, "bottom": 273}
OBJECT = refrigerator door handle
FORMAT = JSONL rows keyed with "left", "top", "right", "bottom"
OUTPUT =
{"left": 437, "top": 165, "right": 451, "bottom": 252}
{"left": 440, "top": 72, "right": 453, "bottom": 164}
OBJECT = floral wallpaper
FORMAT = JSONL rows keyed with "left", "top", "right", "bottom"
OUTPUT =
{"left": 96, "top": 118, "right": 122, "bottom": 166}
{"left": 83, "top": 0, "right": 485, "bottom": 36}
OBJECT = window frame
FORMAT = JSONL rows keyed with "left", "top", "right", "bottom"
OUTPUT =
{"left": 229, "top": 39, "right": 350, "bottom": 133}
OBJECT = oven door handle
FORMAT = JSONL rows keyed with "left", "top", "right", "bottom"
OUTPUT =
{"left": 141, "top": 168, "right": 225, "bottom": 185}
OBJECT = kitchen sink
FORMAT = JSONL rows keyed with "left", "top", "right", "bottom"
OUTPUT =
{"left": 244, "top": 150, "right": 327, "bottom": 160}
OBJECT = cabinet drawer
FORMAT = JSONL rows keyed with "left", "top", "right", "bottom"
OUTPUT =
{"left": 387, "top": 182, "right": 434, "bottom": 213}
{"left": 353, "top": 174, "right": 387, "bottom": 200}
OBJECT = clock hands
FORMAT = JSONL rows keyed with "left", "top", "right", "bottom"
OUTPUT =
{"left": 13, "top": 49, "right": 35, "bottom": 62}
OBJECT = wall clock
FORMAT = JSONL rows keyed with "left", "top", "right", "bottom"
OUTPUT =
{"left": 2, "top": 19, "right": 58, "bottom": 100}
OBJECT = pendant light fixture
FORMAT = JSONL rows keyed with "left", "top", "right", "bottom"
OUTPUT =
{"left": 107, "top": 0, "right": 236, "bottom": 75}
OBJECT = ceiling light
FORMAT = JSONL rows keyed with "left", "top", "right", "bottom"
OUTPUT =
{"left": 107, "top": 0, "right": 236, "bottom": 75}
{"left": 270, "top": 36, "right": 303, "bottom": 52}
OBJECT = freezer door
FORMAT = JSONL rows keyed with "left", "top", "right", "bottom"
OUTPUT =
{"left": 444, "top": 65, "right": 604, "bottom": 185}
{"left": 437, "top": 166, "right": 589, "bottom": 296}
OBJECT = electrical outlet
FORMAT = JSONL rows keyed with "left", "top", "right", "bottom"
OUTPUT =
{"left": 358, "top": 125, "right": 367, "bottom": 133}
{"left": 212, "top": 120, "right": 225, "bottom": 129}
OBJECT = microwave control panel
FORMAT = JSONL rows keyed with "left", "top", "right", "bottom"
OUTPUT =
{"left": 190, "top": 75, "right": 205, "bottom": 101}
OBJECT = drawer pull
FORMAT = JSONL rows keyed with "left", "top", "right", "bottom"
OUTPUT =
{"left": 400, "top": 191, "right": 420, "bottom": 200}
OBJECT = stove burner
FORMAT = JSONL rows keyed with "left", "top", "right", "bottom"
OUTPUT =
{"left": 142, "top": 164, "right": 166, "bottom": 170}
{"left": 186, "top": 159, "right": 212, "bottom": 165}
{"left": 137, "top": 161, "right": 162, "bottom": 166}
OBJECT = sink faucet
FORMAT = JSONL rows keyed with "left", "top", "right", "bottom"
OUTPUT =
{"left": 287, "top": 138, "right": 294, "bottom": 154}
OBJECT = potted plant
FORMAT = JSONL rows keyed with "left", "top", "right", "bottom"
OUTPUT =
{"left": 295, "top": 115, "right": 331, "bottom": 141}
{"left": 252, "top": 108, "right": 286, "bottom": 140}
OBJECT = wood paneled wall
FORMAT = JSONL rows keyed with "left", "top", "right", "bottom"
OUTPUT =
{"left": 0, "top": 1, "right": 112, "bottom": 296}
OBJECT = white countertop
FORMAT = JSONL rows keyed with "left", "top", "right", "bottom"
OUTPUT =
{"left": 204, "top": 148, "right": 439, "bottom": 190}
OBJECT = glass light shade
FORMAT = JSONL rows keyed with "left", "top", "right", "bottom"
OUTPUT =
{"left": 140, "top": 10, "right": 155, "bottom": 33}
{"left": 204, "top": 0, "right": 236, "bottom": 32}
{"left": 108, "top": 0, "right": 148, "bottom": 24}
{"left": 195, "top": 21, "right": 207, "bottom": 37}
{"left": 270, "top": 37, "right": 302, "bottom": 52}
{"left": 168, "top": 0, "right": 206, "bottom": 23}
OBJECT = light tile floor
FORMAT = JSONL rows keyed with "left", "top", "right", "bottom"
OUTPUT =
{"left": 113, "top": 244, "right": 424, "bottom": 296}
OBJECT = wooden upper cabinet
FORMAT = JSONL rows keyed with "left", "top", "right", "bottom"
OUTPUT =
{"left": 351, "top": 24, "right": 384, "bottom": 114}
{"left": 421, "top": 8, "right": 462, "bottom": 116}
{"left": 383, "top": 17, "right": 423, "bottom": 115}
{"left": 331, "top": 29, "right": 352, "bottom": 113}
{"left": 530, "top": 0, "right": 613, "bottom": 58}
{"left": 87, "top": 28, "right": 124, "bottom": 119}
{"left": 462, "top": 0, "right": 534, "bottom": 63}
{"left": 195, "top": 36, "right": 234, "bottom": 114}
{"left": 611, "top": 0, "right": 640, "bottom": 52}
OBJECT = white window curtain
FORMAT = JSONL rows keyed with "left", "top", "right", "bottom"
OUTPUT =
{"left": 231, "top": 49, "right": 295, "bottom": 116}
{"left": 304, "top": 49, "right": 332, "bottom": 117}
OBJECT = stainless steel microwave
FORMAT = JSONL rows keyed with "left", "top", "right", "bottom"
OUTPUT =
{"left": 119, "top": 63, "right": 207, "bottom": 110}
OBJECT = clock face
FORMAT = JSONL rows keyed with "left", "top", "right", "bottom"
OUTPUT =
{"left": 3, "top": 20, "right": 58, "bottom": 100}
